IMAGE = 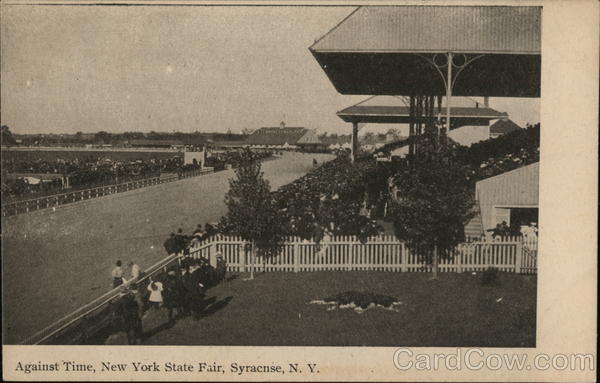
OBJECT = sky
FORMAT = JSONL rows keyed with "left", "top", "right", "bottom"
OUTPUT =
{"left": 1, "top": 5, "right": 540, "bottom": 136}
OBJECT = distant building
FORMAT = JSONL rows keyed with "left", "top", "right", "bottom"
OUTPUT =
{"left": 128, "top": 139, "right": 184, "bottom": 149}
{"left": 184, "top": 150, "right": 206, "bottom": 167}
{"left": 246, "top": 122, "right": 323, "bottom": 150}
{"left": 320, "top": 136, "right": 352, "bottom": 151}
{"left": 472, "top": 162, "right": 539, "bottom": 235}
{"left": 489, "top": 118, "right": 522, "bottom": 139}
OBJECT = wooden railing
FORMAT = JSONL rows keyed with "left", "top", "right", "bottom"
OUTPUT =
{"left": 2, "top": 168, "right": 213, "bottom": 217}
{"left": 18, "top": 251, "right": 192, "bottom": 345}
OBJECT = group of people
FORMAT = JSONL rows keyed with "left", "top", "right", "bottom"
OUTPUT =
{"left": 109, "top": 255, "right": 227, "bottom": 345}
{"left": 486, "top": 221, "right": 538, "bottom": 241}
{"left": 163, "top": 223, "right": 218, "bottom": 255}
{"left": 111, "top": 260, "right": 140, "bottom": 288}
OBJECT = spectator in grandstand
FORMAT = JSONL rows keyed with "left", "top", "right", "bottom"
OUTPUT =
{"left": 127, "top": 261, "right": 140, "bottom": 283}
{"left": 163, "top": 233, "right": 177, "bottom": 254}
{"left": 111, "top": 260, "right": 125, "bottom": 288}
{"left": 147, "top": 280, "right": 164, "bottom": 309}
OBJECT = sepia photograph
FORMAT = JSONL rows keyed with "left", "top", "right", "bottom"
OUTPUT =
{"left": 1, "top": 0, "right": 597, "bottom": 381}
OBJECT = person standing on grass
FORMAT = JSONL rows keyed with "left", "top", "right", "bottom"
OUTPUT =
{"left": 163, "top": 270, "right": 184, "bottom": 323}
{"left": 163, "top": 233, "right": 177, "bottom": 254}
{"left": 190, "top": 262, "right": 207, "bottom": 320}
{"left": 192, "top": 224, "right": 204, "bottom": 240}
{"left": 127, "top": 261, "right": 140, "bottom": 283}
{"left": 174, "top": 228, "right": 189, "bottom": 254}
{"left": 111, "top": 260, "right": 124, "bottom": 288}
{"left": 122, "top": 290, "right": 143, "bottom": 345}
{"left": 181, "top": 264, "right": 194, "bottom": 316}
{"left": 147, "top": 279, "right": 164, "bottom": 309}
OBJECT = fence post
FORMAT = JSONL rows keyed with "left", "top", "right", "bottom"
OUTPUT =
{"left": 515, "top": 239, "right": 523, "bottom": 274}
{"left": 293, "top": 240, "right": 300, "bottom": 273}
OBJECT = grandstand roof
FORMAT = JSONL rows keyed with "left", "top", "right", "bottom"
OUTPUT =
{"left": 490, "top": 118, "right": 522, "bottom": 135}
{"left": 310, "top": 6, "right": 541, "bottom": 97}
{"left": 338, "top": 96, "right": 505, "bottom": 125}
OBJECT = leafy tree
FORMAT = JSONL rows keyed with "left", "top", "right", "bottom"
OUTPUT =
{"left": 1, "top": 125, "right": 16, "bottom": 146}
{"left": 220, "top": 149, "right": 285, "bottom": 279}
{"left": 95, "top": 131, "right": 112, "bottom": 144}
{"left": 389, "top": 131, "right": 474, "bottom": 278}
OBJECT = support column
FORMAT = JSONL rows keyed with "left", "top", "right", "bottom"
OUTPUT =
{"left": 351, "top": 121, "right": 358, "bottom": 163}
{"left": 446, "top": 52, "right": 453, "bottom": 136}
{"left": 409, "top": 96, "right": 415, "bottom": 158}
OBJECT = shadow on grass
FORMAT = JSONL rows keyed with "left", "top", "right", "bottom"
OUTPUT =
{"left": 198, "top": 296, "right": 233, "bottom": 317}
{"left": 142, "top": 319, "right": 176, "bottom": 341}
{"left": 226, "top": 274, "right": 240, "bottom": 283}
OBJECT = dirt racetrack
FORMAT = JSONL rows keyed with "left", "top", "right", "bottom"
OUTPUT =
{"left": 2, "top": 152, "right": 333, "bottom": 343}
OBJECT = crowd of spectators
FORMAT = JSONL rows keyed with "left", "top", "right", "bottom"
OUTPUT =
{"left": 1, "top": 154, "right": 195, "bottom": 201}
{"left": 205, "top": 150, "right": 272, "bottom": 171}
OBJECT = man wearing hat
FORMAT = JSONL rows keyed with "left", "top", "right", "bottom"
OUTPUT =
{"left": 163, "top": 269, "right": 184, "bottom": 324}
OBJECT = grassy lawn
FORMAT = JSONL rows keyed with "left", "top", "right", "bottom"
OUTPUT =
{"left": 141, "top": 271, "right": 536, "bottom": 347}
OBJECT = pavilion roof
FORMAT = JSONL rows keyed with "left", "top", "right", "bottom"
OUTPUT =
{"left": 310, "top": 6, "right": 541, "bottom": 97}
{"left": 337, "top": 96, "right": 506, "bottom": 125}
{"left": 311, "top": 6, "right": 540, "bottom": 54}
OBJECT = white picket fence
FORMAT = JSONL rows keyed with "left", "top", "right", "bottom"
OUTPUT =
{"left": 188, "top": 235, "right": 537, "bottom": 274}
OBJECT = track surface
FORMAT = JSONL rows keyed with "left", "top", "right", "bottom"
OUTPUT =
{"left": 2, "top": 152, "right": 332, "bottom": 343}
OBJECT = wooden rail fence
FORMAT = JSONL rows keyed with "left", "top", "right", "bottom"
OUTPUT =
{"left": 2, "top": 168, "right": 213, "bottom": 217}
{"left": 19, "top": 250, "right": 191, "bottom": 345}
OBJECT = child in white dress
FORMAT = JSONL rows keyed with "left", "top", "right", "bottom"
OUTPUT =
{"left": 147, "top": 280, "right": 164, "bottom": 309}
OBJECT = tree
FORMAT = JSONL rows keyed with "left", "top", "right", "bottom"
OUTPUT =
{"left": 1, "top": 125, "right": 16, "bottom": 146}
{"left": 220, "top": 149, "right": 285, "bottom": 279}
{"left": 388, "top": 131, "right": 474, "bottom": 278}
{"left": 95, "top": 131, "right": 112, "bottom": 144}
